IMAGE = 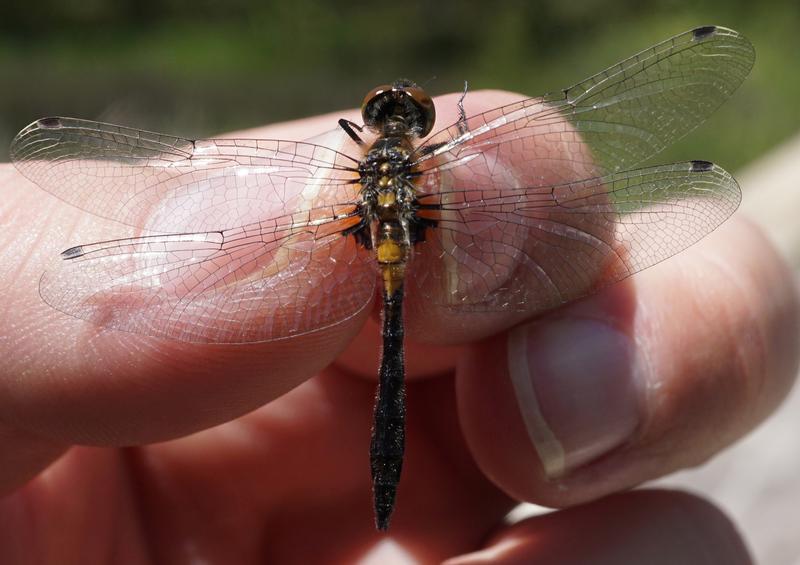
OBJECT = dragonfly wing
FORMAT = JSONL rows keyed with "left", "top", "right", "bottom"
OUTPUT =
{"left": 11, "top": 117, "right": 361, "bottom": 233}
{"left": 40, "top": 210, "right": 376, "bottom": 343}
{"left": 413, "top": 26, "right": 754, "bottom": 189}
{"left": 412, "top": 161, "right": 740, "bottom": 313}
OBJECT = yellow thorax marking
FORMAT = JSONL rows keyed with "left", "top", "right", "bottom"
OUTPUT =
{"left": 377, "top": 191, "right": 397, "bottom": 207}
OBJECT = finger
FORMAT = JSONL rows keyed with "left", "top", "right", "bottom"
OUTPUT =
{"left": 129, "top": 368, "right": 514, "bottom": 561}
{"left": 0, "top": 447, "right": 141, "bottom": 564}
{"left": 444, "top": 490, "right": 752, "bottom": 565}
{"left": 0, "top": 424, "right": 66, "bottom": 493}
{"left": 0, "top": 116, "right": 372, "bottom": 451}
{"left": 456, "top": 216, "right": 799, "bottom": 505}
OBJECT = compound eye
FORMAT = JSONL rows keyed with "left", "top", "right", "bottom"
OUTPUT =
{"left": 403, "top": 86, "right": 435, "bottom": 137}
{"left": 360, "top": 82, "right": 437, "bottom": 137}
{"left": 361, "top": 85, "right": 393, "bottom": 129}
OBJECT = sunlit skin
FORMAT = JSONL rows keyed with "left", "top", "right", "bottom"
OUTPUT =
{"left": 0, "top": 91, "right": 797, "bottom": 563}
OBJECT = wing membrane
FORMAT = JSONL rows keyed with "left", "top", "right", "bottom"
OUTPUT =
{"left": 414, "top": 26, "right": 754, "bottom": 191}
{"left": 11, "top": 117, "right": 361, "bottom": 233}
{"left": 412, "top": 161, "right": 740, "bottom": 312}
{"left": 40, "top": 208, "right": 375, "bottom": 343}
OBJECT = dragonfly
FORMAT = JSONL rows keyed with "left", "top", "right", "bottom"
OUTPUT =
{"left": 10, "top": 25, "right": 754, "bottom": 530}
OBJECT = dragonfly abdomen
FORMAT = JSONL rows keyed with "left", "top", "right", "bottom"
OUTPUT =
{"left": 371, "top": 207, "right": 410, "bottom": 530}
{"left": 370, "top": 274, "right": 406, "bottom": 530}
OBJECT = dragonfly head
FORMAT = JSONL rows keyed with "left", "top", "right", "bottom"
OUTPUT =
{"left": 361, "top": 79, "right": 435, "bottom": 138}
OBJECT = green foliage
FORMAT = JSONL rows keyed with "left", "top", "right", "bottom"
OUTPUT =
{"left": 1, "top": 0, "right": 798, "bottom": 169}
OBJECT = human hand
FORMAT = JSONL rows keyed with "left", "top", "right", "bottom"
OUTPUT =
{"left": 0, "top": 93, "right": 796, "bottom": 564}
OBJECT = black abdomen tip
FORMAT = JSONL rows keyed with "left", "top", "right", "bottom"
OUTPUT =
{"left": 690, "top": 160, "right": 714, "bottom": 172}
{"left": 692, "top": 25, "right": 717, "bottom": 40}
{"left": 373, "top": 484, "right": 397, "bottom": 531}
{"left": 38, "top": 117, "right": 63, "bottom": 129}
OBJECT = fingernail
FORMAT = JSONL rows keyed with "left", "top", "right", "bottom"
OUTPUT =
{"left": 507, "top": 318, "right": 643, "bottom": 478}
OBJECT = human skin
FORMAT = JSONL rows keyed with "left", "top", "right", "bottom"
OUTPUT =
{"left": 0, "top": 91, "right": 797, "bottom": 564}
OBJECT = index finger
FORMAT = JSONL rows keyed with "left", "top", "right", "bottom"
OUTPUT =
{"left": 0, "top": 110, "right": 374, "bottom": 451}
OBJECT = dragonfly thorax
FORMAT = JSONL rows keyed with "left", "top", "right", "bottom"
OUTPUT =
{"left": 358, "top": 135, "right": 418, "bottom": 255}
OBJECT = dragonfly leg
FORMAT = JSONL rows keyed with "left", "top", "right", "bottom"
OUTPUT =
{"left": 456, "top": 80, "right": 469, "bottom": 135}
{"left": 339, "top": 118, "right": 366, "bottom": 145}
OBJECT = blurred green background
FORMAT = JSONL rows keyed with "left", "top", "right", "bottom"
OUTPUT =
{"left": 0, "top": 0, "right": 798, "bottom": 169}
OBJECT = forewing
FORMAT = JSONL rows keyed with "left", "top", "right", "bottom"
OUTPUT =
{"left": 10, "top": 117, "right": 361, "bottom": 233}
{"left": 414, "top": 26, "right": 754, "bottom": 189}
{"left": 412, "top": 161, "right": 740, "bottom": 313}
{"left": 40, "top": 208, "right": 376, "bottom": 343}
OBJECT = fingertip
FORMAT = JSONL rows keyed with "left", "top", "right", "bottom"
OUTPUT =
{"left": 456, "top": 217, "right": 799, "bottom": 506}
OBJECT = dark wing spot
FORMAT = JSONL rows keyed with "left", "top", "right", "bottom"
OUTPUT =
{"left": 692, "top": 26, "right": 717, "bottom": 40}
{"left": 690, "top": 160, "right": 714, "bottom": 172}
{"left": 61, "top": 245, "right": 85, "bottom": 259}
{"left": 37, "top": 117, "right": 63, "bottom": 129}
